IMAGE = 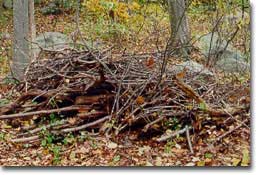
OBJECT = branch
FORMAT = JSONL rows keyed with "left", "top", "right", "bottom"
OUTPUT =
{"left": 0, "top": 105, "right": 89, "bottom": 120}
{"left": 156, "top": 126, "right": 192, "bottom": 142}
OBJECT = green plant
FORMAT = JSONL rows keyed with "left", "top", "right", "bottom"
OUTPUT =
{"left": 0, "top": 98, "right": 10, "bottom": 107}
{"left": 164, "top": 117, "right": 181, "bottom": 130}
{"left": 164, "top": 140, "right": 174, "bottom": 154}
{"left": 44, "top": 144, "right": 62, "bottom": 165}
{"left": 63, "top": 133, "right": 75, "bottom": 145}
{"left": 0, "top": 132, "right": 5, "bottom": 141}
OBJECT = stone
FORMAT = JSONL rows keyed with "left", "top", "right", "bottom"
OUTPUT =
{"left": 2, "top": 0, "right": 12, "bottom": 9}
{"left": 40, "top": 2, "right": 61, "bottom": 15}
{"left": 215, "top": 57, "right": 250, "bottom": 73}
{"left": 0, "top": 32, "right": 11, "bottom": 40}
{"left": 168, "top": 60, "right": 214, "bottom": 77}
{"left": 33, "top": 32, "right": 72, "bottom": 56}
{"left": 2, "top": 0, "right": 42, "bottom": 9}
{"left": 196, "top": 33, "right": 250, "bottom": 74}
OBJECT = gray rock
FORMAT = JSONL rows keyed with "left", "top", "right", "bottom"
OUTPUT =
{"left": 216, "top": 57, "right": 250, "bottom": 73}
{"left": 40, "top": 2, "right": 61, "bottom": 15}
{"left": 196, "top": 33, "right": 250, "bottom": 74}
{"left": 33, "top": 32, "right": 72, "bottom": 56}
{"left": 225, "top": 11, "right": 250, "bottom": 26}
{"left": 0, "top": 32, "right": 11, "bottom": 40}
{"left": 2, "top": 0, "right": 41, "bottom": 9}
{"left": 2, "top": 0, "right": 12, "bottom": 9}
{"left": 168, "top": 61, "right": 214, "bottom": 77}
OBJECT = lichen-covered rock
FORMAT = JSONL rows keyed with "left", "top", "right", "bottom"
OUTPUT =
{"left": 196, "top": 33, "right": 250, "bottom": 74}
{"left": 40, "top": 2, "right": 61, "bottom": 15}
{"left": 2, "top": 0, "right": 12, "bottom": 9}
{"left": 33, "top": 32, "right": 72, "bottom": 56}
{"left": 169, "top": 60, "right": 214, "bottom": 77}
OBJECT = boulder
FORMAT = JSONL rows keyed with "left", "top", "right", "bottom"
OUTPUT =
{"left": 196, "top": 33, "right": 250, "bottom": 74}
{"left": 33, "top": 32, "right": 72, "bottom": 56}
{"left": 40, "top": 2, "right": 61, "bottom": 15}
{"left": 2, "top": 0, "right": 42, "bottom": 9}
{"left": 168, "top": 60, "right": 214, "bottom": 77}
{"left": 0, "top": 32, "right": 11, "bottom": 40}
{"left": 2, "top": 0, "right": 12, "bottom": 9}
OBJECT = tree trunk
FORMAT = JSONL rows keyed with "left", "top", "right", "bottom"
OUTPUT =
{"left": 167, "top": 0, "right": 190, "bottom": 55}
{"left": 12, "top": 0, "right": 35, "bottom": 81}
{"left": 29, "top": 0, "right": 36, "bottom": 60}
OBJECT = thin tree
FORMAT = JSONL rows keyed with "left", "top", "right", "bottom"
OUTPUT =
{"left": 167, "top": 0, "right": 190, "bottom": 56}
{"left": 12, "top": 0, "right": 35, "bottom": 81}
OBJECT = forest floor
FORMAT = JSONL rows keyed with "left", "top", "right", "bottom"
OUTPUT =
{"left": 0, "top": 4, "right": 250, "bottom": 166}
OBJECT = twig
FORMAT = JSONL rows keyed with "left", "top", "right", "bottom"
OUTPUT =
{"left": 186, "top": 125, "right": 194, "bottom": 154}
{"left": 0, "top": 105, "right": 89, "bottom": 120}
{"left": 215, "top": 119, "right": 249, "bottom": 142}
{"left": 157, "top": 126, "right": 192, "bottom": 142}
{"left": 11, "top": 135, "right": 39, "bottom": 143}
{"left": 61, "top": 115, "right": 110, "bottom": 133}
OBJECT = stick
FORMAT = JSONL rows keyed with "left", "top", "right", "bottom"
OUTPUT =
{"left": 142, "top": 116, "right": 165, "bottom": 132}
{"left": 18, "top": 119, "right": 68, "bottom": 137}
{"left": 156, "top": 126, "right": 192, "bottom": 142}
{"left": 11, "top": 135, "right": 39, "bottom": 143}
{"left": 215, "top": 119, "right": 248, "bottom": 142}
{"left": 186, "top": 125, "right": 194, "bottom": 154}
{"left": 61, "top": 115, "right": 110, "bottom": 133}
{"left": 0, "top": 105, "right": 89, "bottom": 120}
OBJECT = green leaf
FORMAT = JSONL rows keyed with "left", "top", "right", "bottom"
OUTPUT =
{"left": 199, "top": 102, "right": 207, "bottom": 111}
{"left": 113, "top": 155, "right": 120, "bottom": 162}
{"left": 241, "top": 149, "right": 250, "bottom": 166}
{"left": 204, "top": 153, "right": 213, "bottom": 159}
{"left": 41, "top": 139, "right": 47, "bottom": 147}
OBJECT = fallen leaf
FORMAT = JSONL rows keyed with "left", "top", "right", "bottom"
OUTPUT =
{"left": 185, "top": 162, "right": 195, "bottom": 166}
{"left": 136, "top": 96, "right": 145, "bottom": 105}
{"left": 155, "top": 157, "right": 162, "bottom": 166}
{"left": 197, "top": 161, "right": 205, "bottom": 166}
{"left": 241, "top": 149, "right": 250, "bottom": 166}
{"left": 232, "top": 158, "right": 241, "bottom": 166}
{"left": 107, "top": 142, "right": 118, "bottom": 149}
{"left": 146, "top": 57, "right": 155, "bottom": 68}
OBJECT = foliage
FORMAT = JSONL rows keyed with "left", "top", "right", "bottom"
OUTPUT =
{"left": 82, "top": 0, "right": 140, "bottom": 22}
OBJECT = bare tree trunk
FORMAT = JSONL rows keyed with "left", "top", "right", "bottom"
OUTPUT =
{"left": 29, "top": 0, "right": 36, "bottom": 60}
{"left": 167, "top": 0, "right": 190, "bottom": 55}
{"left": 12, "top": 0, "right": 29, "bottom": 81}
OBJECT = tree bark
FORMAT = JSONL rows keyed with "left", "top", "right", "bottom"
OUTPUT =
{"left": 12, "top": 0, "right": 30, "bottom": 81}
{"left": 29, "top": 0, "right": 36, "bottom": 60}
{"left": 167, "top": 0, "right": 190, "bottom": 55}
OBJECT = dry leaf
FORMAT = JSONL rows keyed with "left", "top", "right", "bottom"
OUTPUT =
{"left": 176, "top": 68, "right": 187, "bottom": 79}
{"left": 146, "top": 57, "right": 155, "bottom": 68}
{"left": 241, "top": 149, "right": 250, "bottom": 166}
{"left": 107, "top": 142, "right": 118, "bottom": 149}
{"left": 68, "top": 117, "right": 77, "bottom": 125}
{"left": 136, "top": 96, "right": 145, "bottom": 105}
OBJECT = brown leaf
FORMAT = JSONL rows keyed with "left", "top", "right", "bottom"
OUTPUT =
{"left": 136, "top": 96, "right": 145, "bottom": 105}
{"left": 145, "top": 57, "right": 155, "bottom": 68}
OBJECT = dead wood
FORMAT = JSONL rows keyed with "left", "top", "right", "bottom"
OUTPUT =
{"left": 0, "top": 48, "right": 250, "bottom": 146}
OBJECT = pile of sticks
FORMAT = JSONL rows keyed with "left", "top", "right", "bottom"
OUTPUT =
{"left": 0, "top": 48, "right": 249, "bottom": 144}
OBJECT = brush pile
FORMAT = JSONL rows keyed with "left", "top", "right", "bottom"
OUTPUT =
{"left": 0, "top": 48, "right": 250, "bottom": 145}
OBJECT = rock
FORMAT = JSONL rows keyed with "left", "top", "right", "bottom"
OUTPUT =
{"left": 2, "top": 0, "right": 41, "bottom": 9}
{"left": 0, "top": 32, "right": 11, "bottom": 40}
{"left": 33, "top": 32, "right": 72, "bottom": 56}
{"left": 225, "top": 11, "right": 250, "bottom": 26}
{"left": 40, "top": 2, "right": 61, "bottom": 15}
{"left": 168, "top": 60, "right": 214, "bottom": 77}
{"left": 2, "top": 0, "right": 12, "bottom": 9}
{"left": 196, "top": 33, "right": 250, "bottom": 74}
{"left": 215, "top": 57, "right": 250, "bottom": 73}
